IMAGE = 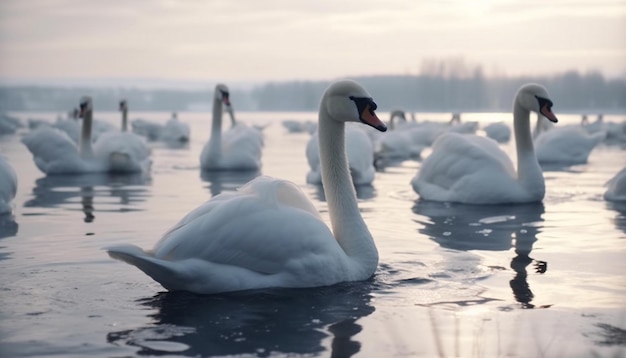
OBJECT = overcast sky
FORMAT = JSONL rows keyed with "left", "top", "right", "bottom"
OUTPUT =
{"left": 0, "top": 0, "right": 624, "bottom": 85}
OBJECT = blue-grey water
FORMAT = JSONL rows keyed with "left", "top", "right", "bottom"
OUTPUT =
{"left": 0, "top": 111, "right": 625, "bottom": 358}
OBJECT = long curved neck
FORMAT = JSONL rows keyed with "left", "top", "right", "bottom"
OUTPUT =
{"left": 80, "top": 110, "right": 94, "bottom": 159}
{"left": 513, "top": 100, "right": 544, "bottom": 196}
{"left": 206, "top": 95, "right": 223, "bottom": 165}
{"left": 318, "top": 102, "right": 378, "bottom": 274}
{"left": 121, "top": 108, "right": 128, "bottom": 132}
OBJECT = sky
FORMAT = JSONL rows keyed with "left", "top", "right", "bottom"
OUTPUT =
{"left": 0, "top": 0, "right": 625, "bottom": 86}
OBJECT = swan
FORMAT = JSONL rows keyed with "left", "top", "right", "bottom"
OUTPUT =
{"left": 483, "top": 122, "right": 511, "bottom": 143}
{"left": 604, "top": 166, "right": 626, "bottom": 201}
{"left": 200, "top": 84, "right": 263, "bottom": 171}
{"left": 411, "top": 83, "right": 558, "bottom": 204}
{"left": 106, "top": 79, "right": 387, "bottom": 294}
{"left": 306, "top": 123, "right": 375, "bottom": 185}
{"left": 370, "top": 110, "right": 424, "bottom": 162}
{"left": 160, "top": 112, "right": 191, "bottom": 142}
{"left": 534, "top": 114, "right": 605, "bottom": 165}
{"left": 0, "top": 113, "right": 23, "bottom": 135}
{"left": 0, "top": 157, "right": 17, "bottom": 214}
{"left": 22, "top": 97, "right": 107, "bottom": 174}
{"left": 92, "top": 100, "right": 152, "bottom": 173}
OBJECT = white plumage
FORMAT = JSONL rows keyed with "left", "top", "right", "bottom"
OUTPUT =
{"left": 106, "top": 79, "right": 387, "bottom": 294}
{"left": 604, "top": 166, "right": 626, "bottom": 202}
{"left": 411, "top": 83, "right": 558, "bottom": 204}
{"left": 0, "top": 157, "right": 17, "bottom": 214}
{"left": 200, "top": 84, "right": 263, "bottom": 171}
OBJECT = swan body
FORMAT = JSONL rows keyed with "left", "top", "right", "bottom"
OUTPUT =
{"left": 92, "top": 100, "right": 151, "bottom": 173}
{"left": 131, "top": 119, "right": 163, "bottom": 141}
{"left": 107, "top": 79, "right": 387, "bottom": 294}
{"left": 306, "top": 123, "right": 375, "bottom": 185}
{"left": 604, "top": 166, "right": 626, "bottom": 201}
{"left": 160, "top": 113, "right": 191, "bottom": 142}
{"left": 200, "top": 84, "right": 263, "bottom": 171}
{"left": 534, "top": 115, "right": 605, "bottom": 165}
{"left": 0, "top": 113, "right": 23, "bottom": 135}
{"left": 0, "top": 157, "right": 17, "bottom": 214}
{"left": 412, "top": 83, "right": 558, "bottom": 204}
{"left": 22, "top": 97, "right": 108, "bottom": 174}
{"left": 483, "top": 122, "right": 511, "bottom": 143}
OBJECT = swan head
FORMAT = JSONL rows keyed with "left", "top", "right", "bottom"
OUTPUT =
{"left": 78, "top": 96, "right": 92, "bottom": 118}
{"left": 119, "top": 99, "right": 128, "bottom": 112}
{"left": 516, "top": 83, "right": 558, "bottom": 123}
{"left": 214, "top": 83, "right": 231, "bottom": 107}
{"left": 324, "top": 80, "right": 387, "bottom": 132}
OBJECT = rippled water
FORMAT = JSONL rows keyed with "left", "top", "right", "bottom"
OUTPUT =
{"left": 0, "top": 111, "right": 625, "bottom": 358}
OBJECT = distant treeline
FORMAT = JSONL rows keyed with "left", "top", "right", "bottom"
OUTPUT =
{"left": 1, "top": 71, "right": 625, "bottom": 112}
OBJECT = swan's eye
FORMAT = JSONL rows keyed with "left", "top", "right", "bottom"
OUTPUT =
{"left": 350, "top": 96, "right": 377, "bottom": 116}
{"left": 535, "top": 96, "right": 553, "bottom": 109}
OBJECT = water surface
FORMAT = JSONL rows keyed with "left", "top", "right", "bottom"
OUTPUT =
{"left": 0, "top": 111, "right": 625, "bottom": 357}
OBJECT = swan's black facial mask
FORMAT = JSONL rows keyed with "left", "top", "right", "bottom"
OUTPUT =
{"left": 79, "top": 101, "right": 89, "bottom": 118}
{"left": 220, "top": 90, "right": 231, "bottom": 106}
{"left": 349, "top": 96, "right": 387, "bottom": 132}
{"left": 535, "top": 96, "right": 558, "bottom": 123}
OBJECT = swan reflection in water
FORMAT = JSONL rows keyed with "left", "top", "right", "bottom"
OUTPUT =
{"left": 24, "top": 173, "right": 151, "bottom": 222}
{"left": 200, "top": 169, "right": 261, "bottom": 197}
{"left": 413, "top": 201, "right": 548, "bottom": 309}
{"left": 107, "top": 282, "right": 375, "bottom": 357}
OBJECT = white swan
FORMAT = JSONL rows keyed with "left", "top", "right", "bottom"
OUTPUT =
{"left": 604, "top": 166, "right": 626, "bottom": 201}
{"left": 534, "top": 114, "right": 605, "bottom": 165}
{"left": 22, "top": 97, "right": 107, "bottom": 174}
{"left": 200, "top": 84, "right": 263, "bottom": 171}
{"left": 411, "top": 83, "right": 558, "bottom": 204}
{"left": 483, "top": 122, "right": 511, "bottom": 143}
{"left": 160, "top": 112, "right": 191, "bottom": 142}
{"left": 372, "top": 110, "right": 424, "bottom": 162}
{"left": 0, "top": 157, "right": 17, "bottom": 214}
{"left": 306, "top": 123, "right": 375, "bottom": 185}
{"left": 92, "top": 100, "right": 151, "bottom": 173}
{"left": 106, "top": 79, "right": 387, "bottom": 294}
{"left": 0, "top": 113, "right": 23, "bottom": 135}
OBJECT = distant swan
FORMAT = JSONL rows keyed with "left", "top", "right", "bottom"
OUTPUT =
{"left": 534, "top": 114, "right": 605, "bottom": 165}
{"left": 306, "top": 123, "right": 375, "bottom": 185}
{"left": 483, "top": 122, "right": 511, "bottom": 143}
{"left": 604, "top": 166, "right": 626, "bottom": 201}
{"left": 0, "top": 157, "right": 17, "bottom": 214}
{"left": 160, "top": 112, "right": 191, "bottom": 142}
{"left": 92, "top": 100, "right": 151, "bottom": 173}
{"left": 200, "top": 84, "right": 263, "bottom": 171}
{"left": 411, "top": 83, "right": 558, "bottom": 204}
{"left": 22, "top": 97, "right": 107, "bottom": 174}
{"left": 106, "top": 79, "right": 387, "bottom": 294}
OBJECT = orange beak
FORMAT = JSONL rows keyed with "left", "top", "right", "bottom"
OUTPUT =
{"left": 360, "top": 104, "right": 387, "bottom": 132}
{"left": 541, "top": 103, "right": 558, "bottom": 123}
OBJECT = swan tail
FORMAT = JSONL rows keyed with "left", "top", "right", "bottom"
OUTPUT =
{"left": 106, "top": 244, "right": 188, "bottom": 290}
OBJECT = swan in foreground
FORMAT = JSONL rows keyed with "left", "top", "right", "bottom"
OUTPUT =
{"left": 0, "top": 157, "right": 17, "bottom": 214}
{"left": 411, "top": 83, "right": 558, "bottom": 204}
{"left": 22, "top": 97, "right": 107, "bottom": 174}
{"left": 534, "top": 115, "right": 605, "bottom": 165}
{"left": 200, "top": 84, "right": 263, "bottom": 171}
{"left": 604, "top": 166, "right": 626, "bottom": 201}
{"left": 306, "top": 123, "right": 375, "bottom": 185}
{"left": 106, "top": 79, "right": 387, "bottom": 294}
{"left": 92, "top": 100, "right": 151, "bottom": 173}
